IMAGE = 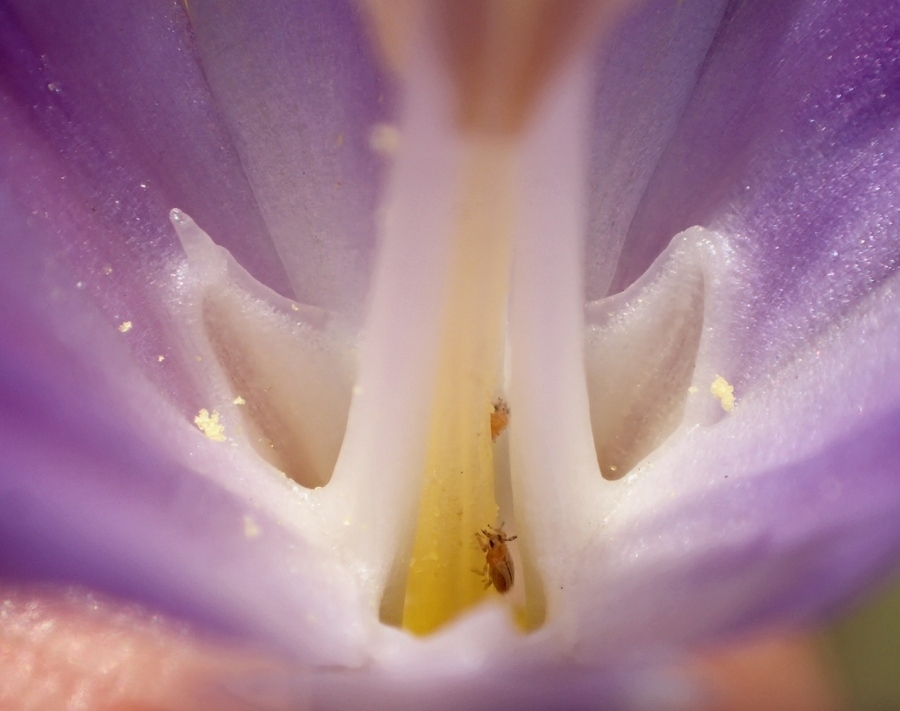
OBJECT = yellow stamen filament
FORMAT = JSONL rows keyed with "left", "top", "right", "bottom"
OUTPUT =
{"left": 402, "top": 140, "right": 515, "bottom": 635}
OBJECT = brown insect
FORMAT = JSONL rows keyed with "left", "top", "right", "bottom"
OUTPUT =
{"left": 490, "top": 398, "right": 510, "bottom": 441}
{"left": 475, "top": 524, "right": 518, "bottom": 593}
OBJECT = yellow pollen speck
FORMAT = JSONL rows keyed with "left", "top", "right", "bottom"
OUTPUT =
{"left": 118, "top": 321, "right": 132, "bottom": 333}
{"left": 102, "top": 265, "right": 113, "bottom": 275}
{"left": 243, "top": 515, "right": 261, "bottom": 539}
{"left": 688, "top": 386, "right": 699, "bottom": 394}
{"left": 195, "top": 356, "right": 202, "bottom": 362}
{"left": 291, "top": 303, "right": 299, "bottom": 311}
{"left": 711, "top": 375, "right": 735, "bottom": 412}
{"left": 233, "top": 396, "right": 246, "bottom": 405}
{"left": 157, "top": 355, "right": 165, "bottom": 362}
{"left": 194, "top": 409, "right": 226, "bottom": 441}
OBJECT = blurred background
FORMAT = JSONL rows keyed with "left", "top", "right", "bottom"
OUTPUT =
{"left": 830, "top": 574, "right": 900, "bottom": 710}
{"left": 701, "top": 572, "right": 900, "bottom": 711}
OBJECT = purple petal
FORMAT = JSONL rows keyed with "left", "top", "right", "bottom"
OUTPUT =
{"left": 1, "top": 0, "right": 279, "bottom": 411}
{"left": 0, "top": 0, "right": 390, "bottom": 396}
{"left": 0, "top": 0, "right": 290, "bottom": 293}
{"left": 611, "top": 0, "right": 900, "bottom": 324}
{"left": 0, "top": 187, "right": 367, "bottom": 662}
{"left": 185, "top": 0, "right": 392, "bottom": 316}
{"left": 568, "top": 0, "right": 900, "bottom": 646}
{"left": 576, "top": 224, "right": 900, "bottom": 656}
{"left": 585, "top": 0, "right": 730, "bottom": 299}
{"left": 0, "top": 0, "right": 384, "bottom": 658}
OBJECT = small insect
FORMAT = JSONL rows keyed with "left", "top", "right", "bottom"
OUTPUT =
{"left": 475, "top": 524, "right": 518, "bottom": 593}
{"left": 490, "top": 398, "right": 510, "bottom": 442}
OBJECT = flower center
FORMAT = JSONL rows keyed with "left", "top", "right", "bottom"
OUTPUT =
{"left": 401, "top": 138, "right": 516, "bottom": 634}
{"left": 382, "top": 0, "right": 616, "bottom": 634}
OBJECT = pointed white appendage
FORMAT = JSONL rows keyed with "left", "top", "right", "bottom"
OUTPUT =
{"left": 506, "top": 45, "right": 743, "bottom": 632}
{"left": 585, "top": 227, "right": 740, "bottom": 483}
{"left": 166, "top": 208, "right": 360, "bottom": 558}
{"left": 164, "top": 38, "right": 466, "bottom": 621}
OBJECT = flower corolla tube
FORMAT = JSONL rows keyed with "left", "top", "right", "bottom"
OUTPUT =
{"left": 1, "top": 0, "right": 900, "bottom": 708}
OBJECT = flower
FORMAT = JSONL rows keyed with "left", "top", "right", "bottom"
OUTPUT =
{"left": 1, "top": 0, "right": 899, "bottom": 708}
